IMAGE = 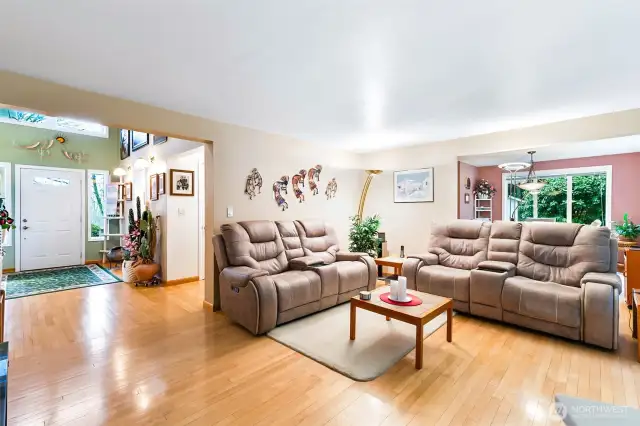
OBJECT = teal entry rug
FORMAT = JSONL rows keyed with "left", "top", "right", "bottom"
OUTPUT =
{"left": 4, "top": 264, "right": 122, "bottom": 299}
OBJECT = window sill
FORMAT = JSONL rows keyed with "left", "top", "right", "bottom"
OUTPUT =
{"left": 89, "top": 237, "right": 106, "bottom": 242}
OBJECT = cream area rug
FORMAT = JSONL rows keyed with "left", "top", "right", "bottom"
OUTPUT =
{"left": 267, "top": 303, "right": 451, "bottom": 381}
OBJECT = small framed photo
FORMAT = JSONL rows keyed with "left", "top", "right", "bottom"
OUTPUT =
{"left": 153, "top": 135, "right": 168, "bottom": 145}
{"left": 131, "top": 131, "right": 150, "bottom": 152}
{"left": 157, "top": 172, "right": 166, "bottom": 195}
{"left": 120, "top": 129, "right": 130, "bottom": 160}
{"left": 150, "top": 174, "right": 159, "bottom": 201}
{"left": 124, "top": 182, "right": 133, "bottom": 201}
{"left": 169, "top": 169, "right": 194, "bottom": 196}
{"left": 394, "top": 167, "right": 434, "bottom": 203}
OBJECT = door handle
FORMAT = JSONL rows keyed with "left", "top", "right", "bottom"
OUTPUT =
{"left": 22, "top": 226, "right": 29, "bottom": 230}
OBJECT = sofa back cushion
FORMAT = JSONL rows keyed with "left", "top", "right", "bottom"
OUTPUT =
{"left": 294, "top": 220, "right": 339, "bottom": 264}
{"left": 488, "top": 221, "right": 522, "bottom": 264}
{"left": 220, "top": 220, "right": 288, "bottom": 275}
{"left": 429, "top": 220, "right": 490, "bottom": 270}
{"left": 517, "top": 222, "right": 612, "bottom": 287}
{"left": 275, "top": 221, "right": 305, "bottom": 260}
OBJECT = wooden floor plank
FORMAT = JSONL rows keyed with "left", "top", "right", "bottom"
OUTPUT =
{"left": 4, "top": 277, "right": 640, "bottom": 425}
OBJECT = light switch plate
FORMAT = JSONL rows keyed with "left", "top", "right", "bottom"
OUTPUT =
{"left": 227, "top": 206, "right": 233, "bottom": 218}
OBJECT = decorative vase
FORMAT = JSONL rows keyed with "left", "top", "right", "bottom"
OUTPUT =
{"left": 477, "top": 193, "right": 489, "bottom": 200}
{"left": 122, "top": 260, "right": 137, "bottom": 283}
{"left": 132, "top": 263, "right": 160, "bottom": 282}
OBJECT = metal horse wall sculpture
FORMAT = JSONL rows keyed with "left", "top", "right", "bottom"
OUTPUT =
{"left": 273, "top": 175, "right": 289, "bottom": 210}
{"left": 244, "top": 168, "right": 263, "bottom": 200}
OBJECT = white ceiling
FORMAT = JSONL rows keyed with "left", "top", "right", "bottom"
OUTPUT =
{"left": 1, "top": 1, "right": 640, "bottom": 152}
{"left": 458, "top": 135, "right": 640, "bottom": 167}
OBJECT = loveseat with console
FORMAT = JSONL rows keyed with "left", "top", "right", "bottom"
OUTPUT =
{"left": 213, "top": 219, "right": 376, "bottom": 334}
{"left": 403, "top": 220, "right": 621, "bottom": 349}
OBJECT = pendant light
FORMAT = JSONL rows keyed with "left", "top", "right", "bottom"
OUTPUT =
{"left": 518, "top": 151, "right": 545, "bottom": 194}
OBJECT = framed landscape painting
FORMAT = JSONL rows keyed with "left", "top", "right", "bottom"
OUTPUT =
{"left": 394, "top": 167, "right": 434, "bottom": 203}
{"left": 131, "top": 131, "right": 150, "bottom": 152}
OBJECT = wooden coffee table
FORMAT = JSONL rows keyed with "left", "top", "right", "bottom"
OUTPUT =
{"left": 350, "top": 287, "right": 453, "bottom": 369}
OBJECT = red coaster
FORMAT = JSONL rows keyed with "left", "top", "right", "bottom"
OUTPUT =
{"left": 380, "top": 292, "right": 423, "bottom": 306}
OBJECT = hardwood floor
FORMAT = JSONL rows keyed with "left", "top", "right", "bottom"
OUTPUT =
{"left": 5, "top": 278, "right": 640, "bottom": 425}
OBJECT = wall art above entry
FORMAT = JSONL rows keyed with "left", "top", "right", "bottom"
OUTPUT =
{"left": 120, "top": 129, "right": 130, "bottom": 160}
{"left": 308, "top": 164, "right": 322, "bottom": 195}
{"left": 394, "top": 167, "right": 434, "bottom": 203}
{"left": 244, "top": 168, "right": 263, "bottom": 200}
{"left": 131, "top": 131, "right": 150, "bottom": 152}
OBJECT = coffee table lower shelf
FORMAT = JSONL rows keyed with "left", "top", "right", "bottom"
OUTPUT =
{"left": 349, "top": 288, "right": 453, "bottom": 369}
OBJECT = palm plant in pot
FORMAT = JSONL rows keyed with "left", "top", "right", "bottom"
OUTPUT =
{"left": 122, "top": 196, "right": 159, "bottom": 284}
{"left": 348, "top": 214, "right": 381, "bottom": 257}
{"left": 615, "top": 213, "right": 640, "bottom": 243}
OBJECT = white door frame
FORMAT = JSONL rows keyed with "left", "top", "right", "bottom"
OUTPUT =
{"left": 14, "top": 164, "right": 86, "bottom": 272}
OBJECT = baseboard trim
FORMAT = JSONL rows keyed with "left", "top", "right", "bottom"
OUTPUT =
{"left": 1, "top": 268, "right": 14, "bottom": 274}
{"left": 3, "top": 262, "right": 107, "bottom": 274}
{"left": 202, "top": 300, "right": 213, "bottom": 310}
{"left": 164, "top": 276, "right": 200, "bottom": 286}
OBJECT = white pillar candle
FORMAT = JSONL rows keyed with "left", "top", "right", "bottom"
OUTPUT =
{"left": 390, "top": 280, "right": 399, "bottom": 300}
{"left": 397, "top": 276, "right": 408, "bottom": 301}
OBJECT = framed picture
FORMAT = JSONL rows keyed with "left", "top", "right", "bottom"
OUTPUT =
{"left": 157, "top": 172, "right": 166, "bottom": 195}
{"left": 393, "top": 167, "right": 434, "bottom": 203}
{"left": 124, "top": 182, "right": 133, "bottom": 201}
{"left": 131, "top": 131, "right": 150, "bottom": 152}
{"left": 120, "top": 129, "right": 130, "bottom": 160}
{"left": 150, "top": 174, "right": 159, "bottom": 201}
{"left": 153, "top": 135, "right": 168, "bottom": 145}
{"left": 169, "top": 169, "right": 194, "bottom": 196}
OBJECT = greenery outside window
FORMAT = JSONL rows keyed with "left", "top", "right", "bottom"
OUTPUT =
{"left": 503, "top": 166, "right": 612, "bottom": 225}
{"left": 0, "top": 108, "right": 109, "bottom": 138}
{"left": 88, "top": 170, "right": 108, "bottom": 241}
{"left": 0, "top": 162, "right": 12, "bottom": 247}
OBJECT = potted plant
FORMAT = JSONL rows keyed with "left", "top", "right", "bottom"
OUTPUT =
{"left": 122, "top": 196, "right": 159, "bottom": 284}
{"left": 0, "top": 198, "right": 16, "bottom": 274}
{"left": 615, "top": 213, "right": 640, "bottom": 243}
{"left": 473, "top": 179, "right": 497, "bottom": 200}
{"left": 348, "top": 214, "right": 380, "bottom": 257}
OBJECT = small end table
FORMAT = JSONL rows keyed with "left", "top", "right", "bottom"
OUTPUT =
{"left": 375, "top": 256, "right": 406, "bottom": 277}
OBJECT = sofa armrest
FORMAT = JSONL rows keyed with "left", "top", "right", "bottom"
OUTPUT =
{"left": 477, "top": 260, "right": 516, "bottom": 275}
{"left": 408, "top": 253, "right": 439, "bottom": 266}
{"left": 581, "top": 272, "right": 621, "bottom": 292}
{"left": 336, "top": 251, "right": 369, "bottom": 262}
{"left": 289, "top": 256, "right": 326, "bottom": 270}
{"left": 220, "top": 266, "right": 268, "bottom": 289}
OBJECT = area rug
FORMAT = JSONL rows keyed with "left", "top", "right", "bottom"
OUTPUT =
{"left": 4, "top": 264, "right": 122, "bottom": 299}
{"left": 267, "top": 303, "right": 451, "bottom": 381}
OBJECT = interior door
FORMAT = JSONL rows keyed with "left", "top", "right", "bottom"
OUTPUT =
{"left": 198, "top": 160, "right": 205, "bottom": 280}
{"left": 20, "top": 167, "right": 83, "bottom": 271}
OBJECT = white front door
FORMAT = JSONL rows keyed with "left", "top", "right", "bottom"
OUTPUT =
{"left": 19, "top": 167, "right": 83, "bottom": 271}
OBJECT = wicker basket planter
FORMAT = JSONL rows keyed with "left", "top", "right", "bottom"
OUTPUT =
{"left": 122, "top": 260, "right": 160, "bottom": 284}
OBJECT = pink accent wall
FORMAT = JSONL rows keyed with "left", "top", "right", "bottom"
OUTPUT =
{"left": 458, "top": 161, "right": 478, "bottom": 219}
{"left": 477, "top": 152, "right": 640, "bottom": 224}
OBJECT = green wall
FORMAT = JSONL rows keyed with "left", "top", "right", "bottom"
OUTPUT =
{"left": 0, "top": 121, "right": 121, "bottom": 269}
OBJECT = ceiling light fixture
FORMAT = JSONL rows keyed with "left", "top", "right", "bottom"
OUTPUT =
{"left": 498, "top": 161, "right": 530, "bottom": 221}
{"left": 112, "top": 167, "right": 127, "bottom": 177}
{"left": 517, "top": 151, "right": 545, "bottom": 194}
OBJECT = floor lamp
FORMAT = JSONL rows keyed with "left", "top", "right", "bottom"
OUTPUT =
{"left": 357, "top": 170, "right": 382, "bottom": 219}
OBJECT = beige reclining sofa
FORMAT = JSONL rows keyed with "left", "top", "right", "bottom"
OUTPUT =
{"left": 213, "top": 219, "right": 376, "bottom": 334}
{"left": 403, "top": 220, "right": 621, "bottom": 349}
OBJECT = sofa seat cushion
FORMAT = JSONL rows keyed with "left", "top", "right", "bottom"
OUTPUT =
{"left": 272, "top": 270, "right": 321, "bottom": 312}
{"left": 335, "top": 261, "right": 368, "bottom": 293}
{"left": 502, "top": 276, "right": 582, "bottom": 328}
{"left": 416, "top": 265, "right": 470, "bottom": 302}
